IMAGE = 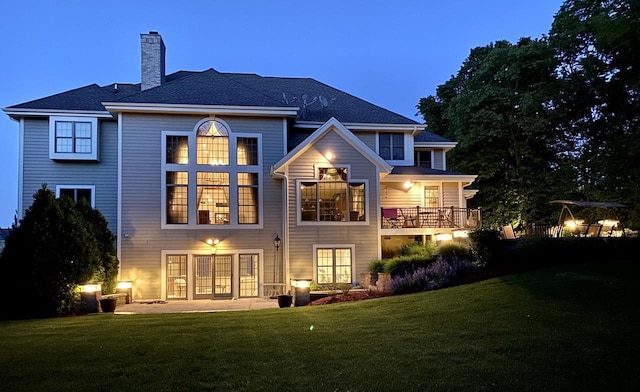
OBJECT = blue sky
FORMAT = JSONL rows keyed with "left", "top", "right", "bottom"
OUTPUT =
{"left": 0, "top": 0, "right": 564, "bottom": 227}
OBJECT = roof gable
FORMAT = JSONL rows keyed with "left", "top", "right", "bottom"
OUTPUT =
{"left": 272, "top": 117, "right": 393, "bottom": 174}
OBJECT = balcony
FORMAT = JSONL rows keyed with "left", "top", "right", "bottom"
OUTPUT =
{"left": 381, "top": 206, "right": 481, "bottom": 230}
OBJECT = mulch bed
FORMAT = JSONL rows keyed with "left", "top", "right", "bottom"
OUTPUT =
{"left": 308, "top": 290, "right": 393, "bottom": 306}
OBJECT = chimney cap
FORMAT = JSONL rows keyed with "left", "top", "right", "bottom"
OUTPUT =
{"left": 149, "top": 31, "right": 159, "bottom": 35}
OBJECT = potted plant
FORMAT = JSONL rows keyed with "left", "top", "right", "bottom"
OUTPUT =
{"left": 277, "top": 294, "right": 292, "bottom": 308}
{"left": 99, "top": 295, "right": 118, "bottom": 312}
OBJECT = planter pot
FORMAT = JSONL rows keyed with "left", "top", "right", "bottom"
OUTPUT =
{"left": 99, "top": 298, "right": 117, "bottom": 313}
{"left": 277, "top": 294, "right": 292, "bottom": 308}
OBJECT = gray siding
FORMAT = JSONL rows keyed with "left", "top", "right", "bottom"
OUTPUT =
{"left": 434, "top": 150, "right": 445, "bottom": 170}
{"left": 119, "top": 114, "right": 285, "bottom": 299}
{"left": 21, "top": 118, "right": 118, "bottom": 233}
{"left": 286, "top": 130, "right": 380, "bottom": 283}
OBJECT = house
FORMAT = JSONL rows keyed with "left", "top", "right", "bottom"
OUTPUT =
{"left": 3, "top": 32, "right": 479, "bottom": 301}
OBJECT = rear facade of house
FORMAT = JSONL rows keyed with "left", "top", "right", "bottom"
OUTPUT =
{"left": 4, "top": 32, "right": 479, "bottom": 301}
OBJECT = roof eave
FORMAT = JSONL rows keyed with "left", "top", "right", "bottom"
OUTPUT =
{"left": 102, "top": 102, "right": 299, "bottom": 117}
{"left": 3, "top": 107, "right": 113, "bottom": 120}
{"left": 294, "top": 120, "right": 425, "bottom": 131}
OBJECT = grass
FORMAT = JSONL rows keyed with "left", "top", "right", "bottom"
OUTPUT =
{"left": 1, "top": 260, "right": 639, "bottom": 391}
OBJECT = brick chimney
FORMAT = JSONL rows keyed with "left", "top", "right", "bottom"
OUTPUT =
{"left": 140, "top": 31, "right": 166, "bottom": 91}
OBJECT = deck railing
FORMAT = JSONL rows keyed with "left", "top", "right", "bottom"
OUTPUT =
{"left": 381, "top": 206, "right": 481, "bottom": 229}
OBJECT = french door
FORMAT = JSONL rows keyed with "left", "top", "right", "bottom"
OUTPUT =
{"left": 194, "top": 255, "right": 232, "bottom": 299}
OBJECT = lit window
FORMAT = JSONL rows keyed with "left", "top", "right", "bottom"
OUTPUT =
{"left": 197, "top": 120, "right": 229, "bottom": 165}
{"left": 197, "top": 172, "right": 229, "bottom": 225}
{"left": 166, "top": 136, "right": 188, "bottom": 164}
{"left": 300, "top": 168, "right": 365, "bottom": 222}
{"left": 237, "top": 137, "right": 258, "bottom": 165}
{"left": 166, "top": 255, "right": 187, "bottom": 299}
{"left": 238, "top": 173, "right": 258, "bottom": 224}
{"left": 166, "top": 172, "right": 188, "bottom": 224}
{"left": 316, "top": 248, "right": 352, "bottom": 284}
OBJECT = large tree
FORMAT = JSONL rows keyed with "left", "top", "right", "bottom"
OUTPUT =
{"left": 550, "top": 0, "right": 640, "bottom": 227}
{"left": 0, "top": 185, "right": 118, "bottom": 319}
{"left": 420, "top": 0, "right": 639, "bottom": 228}
{"left": 419, "top": 38, "right": 568, "bottom": 226}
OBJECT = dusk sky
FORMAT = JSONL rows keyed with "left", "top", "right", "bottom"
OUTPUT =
{"left": 0, "top": 0, "right": 564, "bottom": 227}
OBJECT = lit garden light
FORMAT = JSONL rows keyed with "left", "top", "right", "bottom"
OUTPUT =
{"left": 116, "top": 281, "right": 133, "bottom": 304}
{"left": 291, "top": 278, "right": 312, "bottom": 306}
{"left": 79, "top": 282, "right": 102, "bottom": 313}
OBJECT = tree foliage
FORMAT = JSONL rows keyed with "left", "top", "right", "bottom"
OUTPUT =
{"left": 0, "top": 185, "right": 118, "bottom": 319}
{"left": 419, "top": 0, "right": 639, "bottom": 228}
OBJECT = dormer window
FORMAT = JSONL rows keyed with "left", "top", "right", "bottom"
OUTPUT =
{"left": 49, "top": 116, "right": 98, "bottom": 161}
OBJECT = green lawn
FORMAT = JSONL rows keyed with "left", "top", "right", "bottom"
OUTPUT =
{"left": 1, "top": 261, "right": 638, "bottom": 392}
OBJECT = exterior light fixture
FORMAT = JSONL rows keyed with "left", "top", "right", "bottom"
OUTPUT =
{"left": 206, "top": 238, "right": 220, "bottom": 246}
{"left": 116, "top": 281, "right": 133, "bottom": 304}
{"left": 291, "top": 278, "right": 312, "bottom": 306}
{"left": 453, "top": 230, "right": 469, "bottom": 238}
{"left": 325, "top": 152, "right": 334, "bottom": 161}
{"left": 274, "top": 235, "right": 281, "bottom": 251}
{"left": 404, "top": 181, "right": 414, "bottom": 189}
{"left": 435, "top": 233, "right": 453, "bottom": 242}
{"left": 80, "top": 283, "right": 102, "bottom": 293}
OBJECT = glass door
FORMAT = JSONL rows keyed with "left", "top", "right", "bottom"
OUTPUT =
{"left": 213, "top": 255, "right": 233, "bottom": 298}
{"left": 194, "top": 255, "right": 213, "bottom": 299}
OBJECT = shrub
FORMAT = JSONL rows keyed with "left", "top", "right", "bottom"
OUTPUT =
{"left": 368, "top": 259, "right": 386, "bottom": 273}
{"left": 468, "top": 227, "right": 503, "bottom": 268}
{"left": 338, "top": 283, "right": 352, "bottom": 295}
{"left": 384, "top": 254, "right": 434, "bottom": 277}
{"left": 388, "top": 257, "right": 473, "bottom": 295}
{"left": 400, "top": 241, "right": 436, "bottom": 257}
{"left": 435, "top": 242, "right": 471, "bottom": 259}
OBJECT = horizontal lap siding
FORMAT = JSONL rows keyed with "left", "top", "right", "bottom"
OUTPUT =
{"left": 433, "top": 150, "right": 445, "bottom": 170}
{"left": 442, "top": 182, "right": 460, "bottom": 207}
{"left": 287, "top": 131, "right": 380, "bottom": 282}
{"left": 120, "top": 114, "right": 284, "bottom": 299}
{"left": 21, "top": 118, "right": 118, "bottom": 233}
{"left": 380, "top": 185, "right": 422, "bottom": 208}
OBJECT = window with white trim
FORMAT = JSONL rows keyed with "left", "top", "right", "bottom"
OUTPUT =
{"left": 379, "top": 132, "right": 404, "bottom": 160}
{"left": 299, "top": 167, "right": 366, "bottom": 223}
{"left": 162, "top": 118, "right": 262, "bottom": 228}
{"left": 49, "top": 116, "right": 98, "bottom": 161}
{"left": 316, "top": 247, "right": 352, "bottom": 284}
{"left": 55, "top": 185, "right": 95, "bottom": 207}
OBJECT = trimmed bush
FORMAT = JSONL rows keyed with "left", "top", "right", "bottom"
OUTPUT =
{"left": 388, "top": 257, "right": 474, "bottom": 295}
{"left": 400, "top": 241, "right": 436, "bottom": 257}
{"left": 384, "top": 254, "right": 434, "bottom": 277}
{"left": 368, "top": 259, "right": 386, "bottom": 273}
{"left": 435, "top": 242, "right": 472, "bottom": 259}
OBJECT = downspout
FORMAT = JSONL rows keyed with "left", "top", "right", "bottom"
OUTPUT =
{"left": 270, "top": 166, "right": 289, "bottom": 291}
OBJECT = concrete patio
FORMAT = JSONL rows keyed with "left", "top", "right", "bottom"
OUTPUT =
{"left": 113, "top": 297, "right": 281, "bottom": 314}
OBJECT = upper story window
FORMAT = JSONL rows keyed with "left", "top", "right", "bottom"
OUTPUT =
{"left": 299, "top": 167, "right": 366, "bottom": 223}
{"left": 162, "top": 118, "right": 262, "bottom": 229}
{"left": 197, "top": 119, "right": 229, "bottom": 165}
{"left": 55, "top": 185, "right": 95, "bottom": 207}
{"left": 379, "top": 133, "right": 404, "bottom": 160}
{"left": 49, "top": 116, "right": 98, "bottom": 161}
{"left": 414, "top": 150, "right": 432, "bottom": 168}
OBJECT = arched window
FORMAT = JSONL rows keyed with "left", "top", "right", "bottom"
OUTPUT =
{"left": 197, "top": 119, "right": 229, "bottom": 165}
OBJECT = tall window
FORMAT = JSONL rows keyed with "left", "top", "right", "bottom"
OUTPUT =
{"left": 239, "top": 254, "right": 259, "bottom": 297}
{"left": 237, "top": 137, "right": 258, "bottom": 165}
{"left": 167, "top": 255, "right": 187, "bottom": 299}
{"left": 162, "top": 118, "right": 262, "bottom": 227}
{"left": 316, "top": 248, "right": 352, "bottom": 284}
{"left": 300, "top": 168, "right": 365, "bottom": 222}
{"left": 197, "top": 172, "right": 229, "bottom": 225}
{"left": 197, "top": 120, "right": 229, "bottom": 165}
{"left": 238, "top": 173, "right": 258, "bottom": 224}
{"left": 167, "top": 171, "right": 188, "bottom": 224}
{"left": 166, "top": 136, "right": 188, "bottom": 164}
{"left": 379, "top": 133, "right": 404, "bottom": 160}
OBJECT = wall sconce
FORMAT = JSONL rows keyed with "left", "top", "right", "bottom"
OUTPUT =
{"left": 274, "top": 235, "right": 281, "bottom": 251}
{"left": 404, "top": 181, "right": 414, "bottom": 189}
{"left": 206, "top": 238, "right": 220, "bottom": 254}
{"left": 325, "top": 152, "right": 335, "bottom": 161}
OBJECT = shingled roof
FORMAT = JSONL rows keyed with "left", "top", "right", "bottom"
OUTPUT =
{"left": 6, "top": 68, "right": 421, "bottom": 125}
